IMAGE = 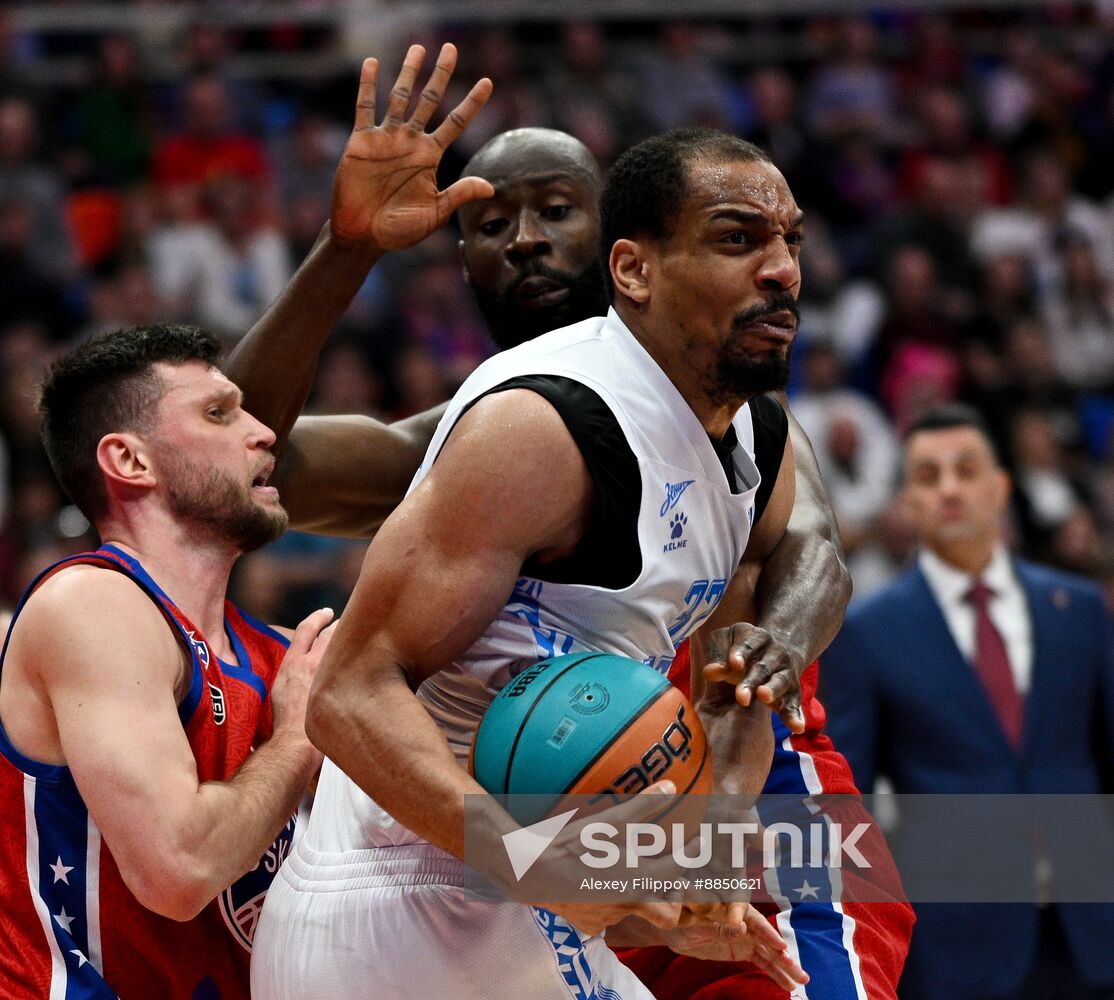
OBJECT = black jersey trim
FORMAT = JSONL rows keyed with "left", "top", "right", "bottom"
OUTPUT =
{"left": 467, "top": 375, "right": 643, "bottom": 590}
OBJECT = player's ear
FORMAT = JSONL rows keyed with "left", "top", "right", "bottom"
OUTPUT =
{"left": 97, "top": 432, "right": 157, "bottom": 493}
{"left": 459, "top": 239, "right": 471, "bottom": 284}
{"left": 610, "top": 238, "right": 650, "bottom": 305}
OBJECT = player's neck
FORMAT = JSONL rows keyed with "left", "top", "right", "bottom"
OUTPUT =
{"left": 98, "top": 520, "right": 238, "bottom": 656}
{"left": 617, "top": 305, "right": 744, "bottom": 439}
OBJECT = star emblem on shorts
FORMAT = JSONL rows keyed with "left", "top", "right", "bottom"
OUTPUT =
{"left": 69, "top": 949, "right": 89, "bottom": 968}
{"left": 53, "top": 907, "right": 76, "bottom": 933}
{"left": 50, "top": 856, "right": 74, "bottom": 885}
{"left": 794, "top": 880, "right": 819, "bottom": 900}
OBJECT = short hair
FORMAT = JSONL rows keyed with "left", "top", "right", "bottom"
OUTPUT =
{"left": 904, "top": 403, "right": 1002, "bottom": 466}
{"left": 39, "top": 324, "right": 221, "bottom": 521}
{"left": 599, "top": 128, "right": 771, "bottom": 260}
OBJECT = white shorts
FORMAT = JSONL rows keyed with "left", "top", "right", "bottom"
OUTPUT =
{"left": 251, "top": 840, "right": 652, "bottom": 1000}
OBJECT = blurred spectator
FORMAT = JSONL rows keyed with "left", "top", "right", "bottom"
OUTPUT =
{"left": 1040, "top": 235, "right": 1114, "bottom": 391}
{"left": 1049, "top": 508, "right": 1109, "bottom": 579}
{"left": 148, "top": 174, "right": 291, "bottom": 341}
{"left": 542, "top": 21, "right": 646, "bottom": 165}
{"left": 792, "top": 344, "right": 901, "bottom": 595}
{"left": 970, "top": 147, "right": 1114, "bottom": 295}
{"left": 795, "top": 216, "right": 885, "bottom": 369}
{"left": 1009, "top": 407, "right": 1091, "bottom": 561}
{"left": 81, "top": 263, "right": 167, "bottom": 340}
{"left": 309, "top": 341, "right": 384, "bottom": 418}
{"left": 151, "top": 73, "right": 271, "bottom": 222}
{"left": 156, "top": 23, "right": 270, "bottom": 136}
{"left": 998, "top": 319, "right": 1084, "bottom": 447}
{"left": 804, "top": 18, "right": 900, "bottom": 143}
{"left": 967, "top": 252, "right": 1038, "bottom": 353}
{"left": 898, "top": 14, "right": 965, "bottom": 91}
{"left": 70, "top": 34, "right": 151, "bottom": 187}
{"left": 880, "top": 341, "right": 963, "bottom": 435}
{"left": 395, "top": 240, "right": 492, "bottom": 389}
{"left": 632, "top": 22, "right": 734, "bottom": 132}
{"left": 980, "top": 27, "right": 1044, "bottom": 146}
{"left": 389, "top": 343, "right": 453, "bottom": 420}
{"left": 815, "top": 129, "right": 900, "bottom": 272}
{"left": 873, "top": 244, "right": 963, "bottom": 385}
{"left": 230, "top": 532, "right": 367, "bottom": 626}
{"left": 871, "top": 156, "right": 978, "bottom": 311}
{"left": 742, "top": 66, "right": 820, "bottom": 209}
{"left": 449, "top": 28, "right": 550, "bottom": 159}
{"left": 0, "top": 199, "right": 72, "bottom": 339}
{"left": 898, "top": 85, "right": 1013, "bottom": 207}
{"left": 0, "top": 96, "right": 78, "bottom": 284}
{"left": 272, "top": 111, "right": 345, "bottom": 209}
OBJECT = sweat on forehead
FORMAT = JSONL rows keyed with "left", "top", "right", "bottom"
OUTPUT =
{"left": 600, "top": 128, "right": 773, "bottom": 252}
{"left": 461, "top": 128, "right": 600, "bottom": 187}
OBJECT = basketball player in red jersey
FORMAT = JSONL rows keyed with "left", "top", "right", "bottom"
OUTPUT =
{"left": 225, "top": 45, "right": 913, "bottom": 999}
{"left": 0, "top": 324, "right": 335, "bottom": 999}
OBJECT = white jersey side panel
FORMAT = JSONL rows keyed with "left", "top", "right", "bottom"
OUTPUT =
{"left": 307, "top": 309, "right": 768, "bottom": 853}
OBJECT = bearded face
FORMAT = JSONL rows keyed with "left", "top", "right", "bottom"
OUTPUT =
{"left": 161, "top": 450, "right": 287, "bottom": 553}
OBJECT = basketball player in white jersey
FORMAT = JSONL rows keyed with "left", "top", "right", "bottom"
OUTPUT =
{"left": 251, "top": 119, "right": 814, "bottom": 996}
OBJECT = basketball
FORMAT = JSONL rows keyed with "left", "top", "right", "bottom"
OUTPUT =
{"left": 470, "top": 652, "right": 712, "bottom": 823}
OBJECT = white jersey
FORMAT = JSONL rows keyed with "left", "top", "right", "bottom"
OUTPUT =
{"left": 306, "top": 307, "right": 766, "bottom": 853}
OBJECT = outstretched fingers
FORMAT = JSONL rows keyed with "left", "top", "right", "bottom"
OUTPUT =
{"left": 352, "top": 57, "right": 379, "bottom": 131}
{"left": 384, "top": 43, "right": 426, "bottom": 125}
{"left": 408, "top": 42, "right": 458, "bottom": 131}
{"left": 431, "top": 76, "right": 494, "bottom": 149}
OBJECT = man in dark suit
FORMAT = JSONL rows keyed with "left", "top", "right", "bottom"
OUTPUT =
{"left": 823, "top": 403, "right": 1114, "bottom": 1000}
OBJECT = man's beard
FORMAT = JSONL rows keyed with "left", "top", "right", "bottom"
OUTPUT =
{"left": 710, "top": 294, "right": 799, "bottom": 402}
{"left": 163, "top": 454, "right": 287, "bottom": 553}
{"left": 472, "top": 259, "right": 611, "bottom": 350}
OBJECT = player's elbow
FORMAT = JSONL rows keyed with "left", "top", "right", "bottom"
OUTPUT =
{"left": 120, "top": 856, "right": 220, "bottom": 922}
{"left": 304, "top": 672, "right": 348, "bottom": 759}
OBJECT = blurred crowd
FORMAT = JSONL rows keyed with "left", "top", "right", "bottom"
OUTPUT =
{"left": 2, "top": 5, "right": 1114, "bottom": 623}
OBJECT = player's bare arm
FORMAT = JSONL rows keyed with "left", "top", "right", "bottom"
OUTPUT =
{"left": 1, "top": 566, "right": 332, "bottom": 921}
{"left": 271, "top": 405, "right": 446, "bottom": 537}
{"left": 226, "top": 42, "right": 491, "bottom": 478}
{"left": 692, "top": 433, "right": 795, "bottom": 793}
{"left": 704, "top": 406, "right": 850, "bottom": 733}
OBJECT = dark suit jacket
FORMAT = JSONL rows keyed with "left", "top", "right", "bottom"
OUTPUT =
{"left": 822, "top": 557, "right": 1114, "bottom": 999}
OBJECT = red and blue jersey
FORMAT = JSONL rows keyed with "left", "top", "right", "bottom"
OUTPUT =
{"left": 618, "top": 642, "right": 915, "bottom": 1000}
{"left": 0, "top": 544, "right": 292, "bottom": 1000}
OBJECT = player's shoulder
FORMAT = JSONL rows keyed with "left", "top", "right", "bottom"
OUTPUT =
{"left": 450, "top": 386, "right": 581, "bottom": 461}
{"left": 17, "top": 563, "right": 169, "bottom": 647}
{"left": 25, "top": 561, "right": 154, "bottom": 612}
{"left": 9, "top": 563, "right": 179, "bottom": 684}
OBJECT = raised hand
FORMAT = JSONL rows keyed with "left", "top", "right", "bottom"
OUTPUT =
{"left": 330, "top": 43, "right": 494, "bottom": 251}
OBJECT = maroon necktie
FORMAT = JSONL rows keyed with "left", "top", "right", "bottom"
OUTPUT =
{"left": 965, "top": 579, "right": 1023, "bottom": 749}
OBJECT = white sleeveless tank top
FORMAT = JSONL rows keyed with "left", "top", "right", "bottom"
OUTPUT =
{"left": 307, "top": 308, "right": 765, "bottom": 852}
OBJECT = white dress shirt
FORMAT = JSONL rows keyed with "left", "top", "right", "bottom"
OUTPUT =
{"left": 918, "top": 546, "right": 1034, "bottom": 695}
